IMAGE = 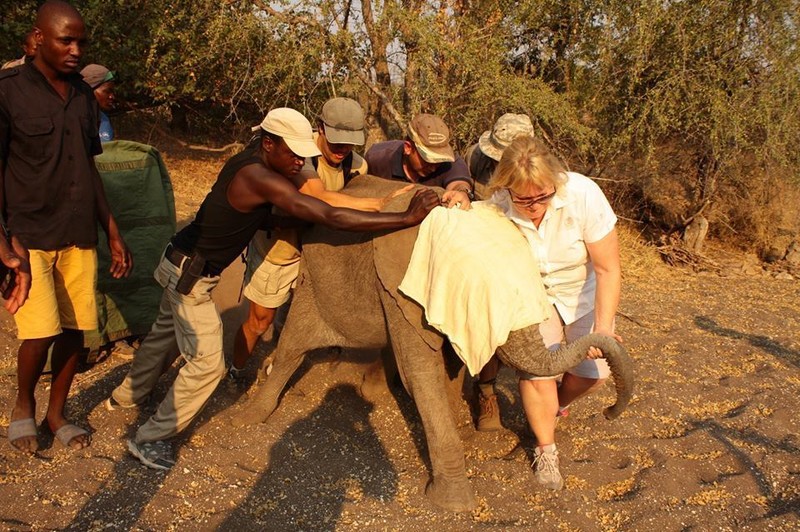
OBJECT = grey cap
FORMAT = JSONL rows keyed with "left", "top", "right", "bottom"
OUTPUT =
{"left": 478, "top": 113, "right": 534, "bottom": 161}
{"left": 319, "top": 97, "right": 366, "bottom": 145}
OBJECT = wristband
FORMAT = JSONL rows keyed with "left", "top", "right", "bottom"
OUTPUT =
{"left": 454, "top": 187, "right": 475, "bottom": 201}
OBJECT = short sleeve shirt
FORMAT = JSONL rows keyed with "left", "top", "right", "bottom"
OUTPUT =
{"left": 365, "top": 140, "right": 472, "bottom": 189}
{"left": 0, "top": 63, "right": 102, "bottom": 250}
{"left": 485, "top": 172, "right": 617, "bottom": 324}
{"left": 99, "top": 111, "right": 114, "bottom": 142}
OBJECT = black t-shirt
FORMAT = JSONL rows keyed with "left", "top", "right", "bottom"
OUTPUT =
{"left": 171, "top": 144, "right": 273, "bottom": 274}
{"left": 0, "top": 63, "right": 102, "bottom": 249}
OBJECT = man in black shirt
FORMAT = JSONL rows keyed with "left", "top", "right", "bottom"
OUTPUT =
{"left": 0, "top": 0, "right": 131, "bottom": 454}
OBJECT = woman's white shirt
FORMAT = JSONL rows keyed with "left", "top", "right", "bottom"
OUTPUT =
{"left": 484, "top": 172, "right": 617, "bottom": 325}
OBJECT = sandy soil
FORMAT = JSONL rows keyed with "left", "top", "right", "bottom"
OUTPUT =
{"left": 0, "top": 144, "right": 798, "bottom": 531}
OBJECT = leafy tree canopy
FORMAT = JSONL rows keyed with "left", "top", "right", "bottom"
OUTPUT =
{"left": 2, "top": 0, "right": 798, "bottom": 247}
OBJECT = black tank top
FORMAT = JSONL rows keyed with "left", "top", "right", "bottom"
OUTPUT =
{"left": 172, "top": 144, "right": 272, "bottom": 274}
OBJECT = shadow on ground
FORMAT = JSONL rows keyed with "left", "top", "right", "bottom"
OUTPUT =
{"left": 694, "top": 315, "right": 799, "bottom": 368}
{"left": 220, "top": 384, "right": 397, "bottom": 530}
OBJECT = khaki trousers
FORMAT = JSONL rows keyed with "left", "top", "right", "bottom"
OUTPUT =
{"left": 112, "top": 254, "right": 226, "bottom": 443}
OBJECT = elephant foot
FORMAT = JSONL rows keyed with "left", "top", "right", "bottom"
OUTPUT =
{"left": 425, "top": 476, "right": 476, "bottom": 512}
{"left": 229, "top": 384, "right": 279, "bottom": 428}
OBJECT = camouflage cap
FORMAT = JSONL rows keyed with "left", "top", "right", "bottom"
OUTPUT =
{"left": 407, "top": 114, "right": 455, "bottom": 164}
{"left": 478, "top": 113, "right": 534, "bottom": 162}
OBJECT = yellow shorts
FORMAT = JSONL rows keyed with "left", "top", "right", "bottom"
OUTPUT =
{"left": 14, "top": 246, "right": 98, "bottom": 339}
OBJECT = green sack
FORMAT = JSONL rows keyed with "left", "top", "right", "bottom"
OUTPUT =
{"left": 84, "top": 140, "right": 177, "bottom": 353}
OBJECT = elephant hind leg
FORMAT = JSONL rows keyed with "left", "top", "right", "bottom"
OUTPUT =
{"left": 229, "top": 343, "right": 307, "bottom": 427}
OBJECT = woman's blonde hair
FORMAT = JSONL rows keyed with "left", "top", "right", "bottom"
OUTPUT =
{"left": 487, "top": 135, "right": 567, "bottom": 197}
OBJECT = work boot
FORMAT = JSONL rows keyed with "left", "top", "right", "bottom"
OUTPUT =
{"left": 532, "top": 446, "right": 564, "bottom": 490}
{"left": 476, "top": 390, "right": 503, "bottom": 432}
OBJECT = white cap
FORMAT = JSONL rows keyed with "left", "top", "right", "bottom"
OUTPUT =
{"left": 251, "top": 107, "right": 322, "bottom": 157}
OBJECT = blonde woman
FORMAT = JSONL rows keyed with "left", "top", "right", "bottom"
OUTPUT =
{"left": 484, "top": 136, "right": 622, "bottom": 489}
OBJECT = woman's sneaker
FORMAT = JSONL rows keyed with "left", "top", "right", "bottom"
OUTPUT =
{"left": 532, "top": 446, "right": 564, "bottom": 490}
{"left": 127, "top": 439, "right": 175, "bottom": 471}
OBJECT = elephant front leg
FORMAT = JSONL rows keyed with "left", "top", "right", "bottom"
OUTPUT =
{"left": 381, "top": 292, "right": 476, "bottom": 512}
{"left": 230, "top": 280, "right": 332, "bottom": 428}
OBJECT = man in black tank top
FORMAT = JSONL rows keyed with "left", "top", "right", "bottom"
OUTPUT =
{"left": 108, "top": 108, "right": 439, "bottom": 471}
{"left": 231, "top": 97, "right": 392, "bottom": 383}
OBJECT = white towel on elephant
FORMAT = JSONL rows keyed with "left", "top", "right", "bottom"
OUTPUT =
{"left": 399, "top": 203, "right": 551, "bottom": 375}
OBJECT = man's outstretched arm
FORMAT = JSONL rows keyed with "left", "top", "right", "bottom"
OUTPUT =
{"left": 236, "top": 167, "right": 439, "bottom": 232}
{"left": 295, "top": 176, "right": 415, "bottom": 212}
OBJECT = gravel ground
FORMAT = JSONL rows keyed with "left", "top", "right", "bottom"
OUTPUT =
{"left": 0, "top": 146, "right": 797, "bottom": 531}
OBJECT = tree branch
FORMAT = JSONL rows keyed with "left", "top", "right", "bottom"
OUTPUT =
{"left": 251, "top": 0, "right": 322, "bottom": 29}
{"left": 353, "top": 69, "right": 405, "bottom": 128}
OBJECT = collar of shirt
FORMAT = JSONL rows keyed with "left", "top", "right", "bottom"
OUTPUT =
{"left": 23, "top": 61, "right": 83, "bottom": 104}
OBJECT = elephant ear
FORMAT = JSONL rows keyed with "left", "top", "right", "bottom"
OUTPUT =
{"left": 374, "top": 225, "right": 444, "bottom": 351}
{"left": 347, "top": 175, "right": 445, "bottom": 352}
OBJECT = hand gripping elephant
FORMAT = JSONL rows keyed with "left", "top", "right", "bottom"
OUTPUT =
{"left": 231, "top": 175, "right": 634, "bottom": 512}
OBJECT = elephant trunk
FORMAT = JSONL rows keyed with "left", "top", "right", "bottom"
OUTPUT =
{"left": 496, "top": 327, "right": 634, "bottom": 420}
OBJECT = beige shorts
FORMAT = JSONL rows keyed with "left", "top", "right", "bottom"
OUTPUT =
{"left": 242, "top": 246, "right": 300, "bottom": 309}
{"left": 14, "top": 246, "right": 98, "bottom": 339}
{"left": 520, "top": 305, "right": 612, "bottom": 381}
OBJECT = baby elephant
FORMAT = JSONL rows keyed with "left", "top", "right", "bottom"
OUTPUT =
{"left": 231, "top": 175, "right": 633, "bottom": 512}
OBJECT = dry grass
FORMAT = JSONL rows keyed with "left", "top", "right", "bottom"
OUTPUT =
{"left": 617, "top": 223, "right": 666, "bottom": 280}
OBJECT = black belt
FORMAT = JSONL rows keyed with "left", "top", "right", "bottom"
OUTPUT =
{"left": 165, "top": 243, "right": 191, "bottom": 269}
{"left": 164, "top": 244, "right": 221, "bottom": 277}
